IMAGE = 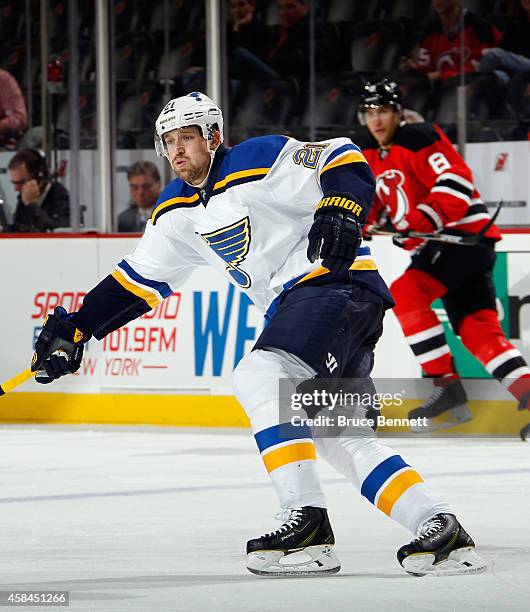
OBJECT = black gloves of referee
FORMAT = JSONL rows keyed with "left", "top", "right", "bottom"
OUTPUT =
{"left": 307, "top": 193, "right": 363, "bottom": 274}
{"left": 31, "top": 306, "right": 89, "bottom": 384}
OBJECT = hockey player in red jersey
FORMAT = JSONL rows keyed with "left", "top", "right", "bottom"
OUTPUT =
{"left": 358, "top": 79, "right": 530, "bottom": 429}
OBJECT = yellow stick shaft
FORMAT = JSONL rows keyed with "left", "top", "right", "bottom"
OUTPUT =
{"left": 0, "top": 368, "right": 35, "bottom": 396}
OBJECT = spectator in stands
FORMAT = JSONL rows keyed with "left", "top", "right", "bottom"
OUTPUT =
{"left": 228, "top": 0, "right": 269, "bottom": 59}
{"left": 183, "top": 0, "right": 278, "bottom": 89}
{"left": 479, "top": 0, "right": 530, "bottom": 85}
{"left": 183, "top": 0, "right": 276, "bottom": 88}
{"left": 118, "top": 161, "right": 161, "bottom": 233}
{"left": 227, "top": 0, "right": 278, "bottom": 79}
{"left": 0, "top": 69, "right": 28, "bottom": 149}
{"left": 402, "top": 0, "right": 501, "bottom": 82}
{"left": 266, "top": 0, "right": 334, "bottom": 81}
{"left": 8, "top": 149, "right": 70, "bottom": 232}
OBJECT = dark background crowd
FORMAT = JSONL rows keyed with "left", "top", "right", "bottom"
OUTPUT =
{"left": 0, "top": 0, "right": 529, "bottom": 149}
{"left": 0, "top": 0, "right": 528, "bottom": 232}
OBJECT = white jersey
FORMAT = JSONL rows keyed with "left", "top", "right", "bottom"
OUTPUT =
{"left": 111, "top": 135, "right": 389, "bottom": 316}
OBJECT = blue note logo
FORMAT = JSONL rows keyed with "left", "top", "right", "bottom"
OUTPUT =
{"left": 200, "top": 217, "right": 252, "bottom": 288}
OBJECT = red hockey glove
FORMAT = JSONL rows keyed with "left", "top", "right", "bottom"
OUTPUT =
{"left": 395, "top": 207, "right": 442, "bottom": 233}
{"left": 392, "top": 235, "right": 426, "bottom": 251}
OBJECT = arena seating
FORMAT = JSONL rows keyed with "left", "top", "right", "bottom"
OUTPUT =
{"left": 0, "top": 0, "right": 526, "bottom": 148}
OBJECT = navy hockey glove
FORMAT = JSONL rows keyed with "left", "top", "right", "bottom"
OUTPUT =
{"left": 31, "top": 306, "right": 89, "bottom": 384}
{"left": 307, "top": 195, "right": 363, "bottom": 274}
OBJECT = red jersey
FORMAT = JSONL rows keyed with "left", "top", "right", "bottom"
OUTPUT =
{"left": 360, "top": 122, "right": 501, "bottom": 240}
{"left": 411, "top": 12, "right": 501, "bottom": 80}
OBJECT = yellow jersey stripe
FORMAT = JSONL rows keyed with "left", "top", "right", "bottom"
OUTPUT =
{"left": 295, "top": 266, "right": 330, "bottom": 285}
{"left": 295, "top": 260, "right": 377, "bottom": 285}
{"left": 263, "top": 441, "right": 316, "bottom": 473}
{"left": 214, "top": 167, "right": 270, "bottom": 190}
{"left": 320, "top": 151, "right": 367, "bottom": 175}
{"left": 111, "top": 270, "right": 161, "bottom": 309}
{"left": 376, "top": 470, "right": 424, "bottom": 516}
{"left": 151, "top": 193, "right": 200, "bottom": 223}
{"left": 350, "top": 259, "right": 377, "bottom": 271}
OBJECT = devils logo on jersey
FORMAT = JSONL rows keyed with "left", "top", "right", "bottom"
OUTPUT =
{"left": 375, "top": 169, "right": 409, "bottom": 225}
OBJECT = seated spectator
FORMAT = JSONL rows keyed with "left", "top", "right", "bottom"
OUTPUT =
{"left": 118, "top": 161, "right": 161, "bottom": 233}
{"left": 479, "top": 0, "right": 530, "bottom": 86}
{"left": 228, "top": 0, "right": 270, "bottom": 59}
{"left": 8, "top": 149, "right": 70, "bottom": 232}
{"left": 0, "top": 199, "right": 9, "bottom": 233}
{"left": 183, "top": 0, "right": 277, "bottom": 87}
{"left": 227, "top": 0, "right": 278, "bottom": 79}
{"left": 402, "top": 0, "right": 501, "bottom": 82}
{"left": 0, "top": 69, "right": 28, "bottom": 149}
{"left": 266, "top": 0, "right": 334, "bottom": 81}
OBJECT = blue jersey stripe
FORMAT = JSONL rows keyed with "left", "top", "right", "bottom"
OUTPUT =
{"left": 117, "top": 260, "right": 173, "bottom": 298}
{"left": 254, "top": 422, "right": 313, "bottom": 453}
{"left": 264, "top": 272, "right": 310, "bottom": 322}
{"left": 324, "top": 143, "right": 360, "bottom": 166}
{"left": 155, "top": 179, "right": 196, "bottom": 206}
{"left": 360, "top": 455, "right": 410, "bottom": 504}
{"left": 216, "top": 135, "right": 288, "bottom": 185}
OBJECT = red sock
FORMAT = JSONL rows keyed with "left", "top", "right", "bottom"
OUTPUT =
{"left": 391, "top": 270, "right": 456, "bottom": 377}
{"left": 460, "top": 309, "right": 530, "bottom": 405}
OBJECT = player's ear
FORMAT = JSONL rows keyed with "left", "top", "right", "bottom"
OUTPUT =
{"left": 211, "top": 130, "right": 221, "bottom": 150}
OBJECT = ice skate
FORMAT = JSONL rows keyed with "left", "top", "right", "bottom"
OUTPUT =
{"left": 397, "top": 513, "right": 487, "bottom": 576}
{"left": 246, "top": 506, "right": 340, "bottom": 576}
{"left": 409, "top": 379, "right": 472, "bottom": 432}
{"left": 517, "top": 391, "right": 530, "bottom": 412}
{"left": 515, "top": 381, "right": 529, "bottom": 440}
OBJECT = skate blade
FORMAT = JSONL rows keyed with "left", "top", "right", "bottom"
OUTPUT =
{"left": 410, "top": 404, "right": 473, "bottom": 433}
{"left": 402, "top": 546, "right": 487, "bottom": 577}
{"left": 246, "top": 545, "right": 341, "bottom": 577}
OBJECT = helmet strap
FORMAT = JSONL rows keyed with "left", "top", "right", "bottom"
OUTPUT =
{"left": 185, "top": 137, "right": 218, "bottom": 188}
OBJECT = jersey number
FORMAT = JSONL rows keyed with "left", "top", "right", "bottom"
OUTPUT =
{"left": 428, "top": 152, "right": 451, "bottom": 175}
{"left": 293, "top": 144, "right": 328, "bottom": 170}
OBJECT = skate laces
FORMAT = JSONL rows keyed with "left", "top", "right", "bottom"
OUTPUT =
{"left": 262, "top": 508, "right": 304, "bottom": 538}
{"left": 416, "top": 517, "right": 443, "bottom": 541}
{"left": 423, "top": 386, "right": 444, "bottom": 408}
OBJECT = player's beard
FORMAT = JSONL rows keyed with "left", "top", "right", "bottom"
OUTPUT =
{"left": 172, "top": 157, "right": 208, "bottom": 185}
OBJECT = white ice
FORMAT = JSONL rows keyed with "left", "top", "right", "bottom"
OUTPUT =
{"left": 0, "top": 425, "right": 529, "bottom": 612}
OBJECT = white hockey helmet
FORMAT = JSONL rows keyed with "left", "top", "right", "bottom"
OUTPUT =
{"left": 154, "top": 92, "right": 224, "bottom": 157}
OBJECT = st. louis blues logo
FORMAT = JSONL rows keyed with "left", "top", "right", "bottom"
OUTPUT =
{"left": 200, "top": 217, "right": 252, "bottom": 288}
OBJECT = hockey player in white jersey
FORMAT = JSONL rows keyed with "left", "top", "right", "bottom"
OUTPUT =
{"left": 31, "top": 92, "right": 486, "bottom": 577}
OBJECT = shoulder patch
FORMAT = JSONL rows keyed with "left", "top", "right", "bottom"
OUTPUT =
{"left": 393, "top": 123, "right": 440, "bottom": 152}
{"left": 212, "top": 135, "right": 288, "bottom": 195}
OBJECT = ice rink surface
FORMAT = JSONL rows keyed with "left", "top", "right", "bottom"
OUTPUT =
{"left": 0, "top": 425, "right": 529, "bottom": 612}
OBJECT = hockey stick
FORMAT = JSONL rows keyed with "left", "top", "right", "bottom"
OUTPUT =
{"left": 0, "top": 368, "right": 35, "bottom": 396}
{"left": 368, "top": 227, "right": 475, "bottom": 245}
{"left": 369, "top": 200, "right": 504, "bottom": 246}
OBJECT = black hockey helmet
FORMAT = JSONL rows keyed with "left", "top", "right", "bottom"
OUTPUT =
{"left": 358, "top": 79, "right": 403, "bottom": 115}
